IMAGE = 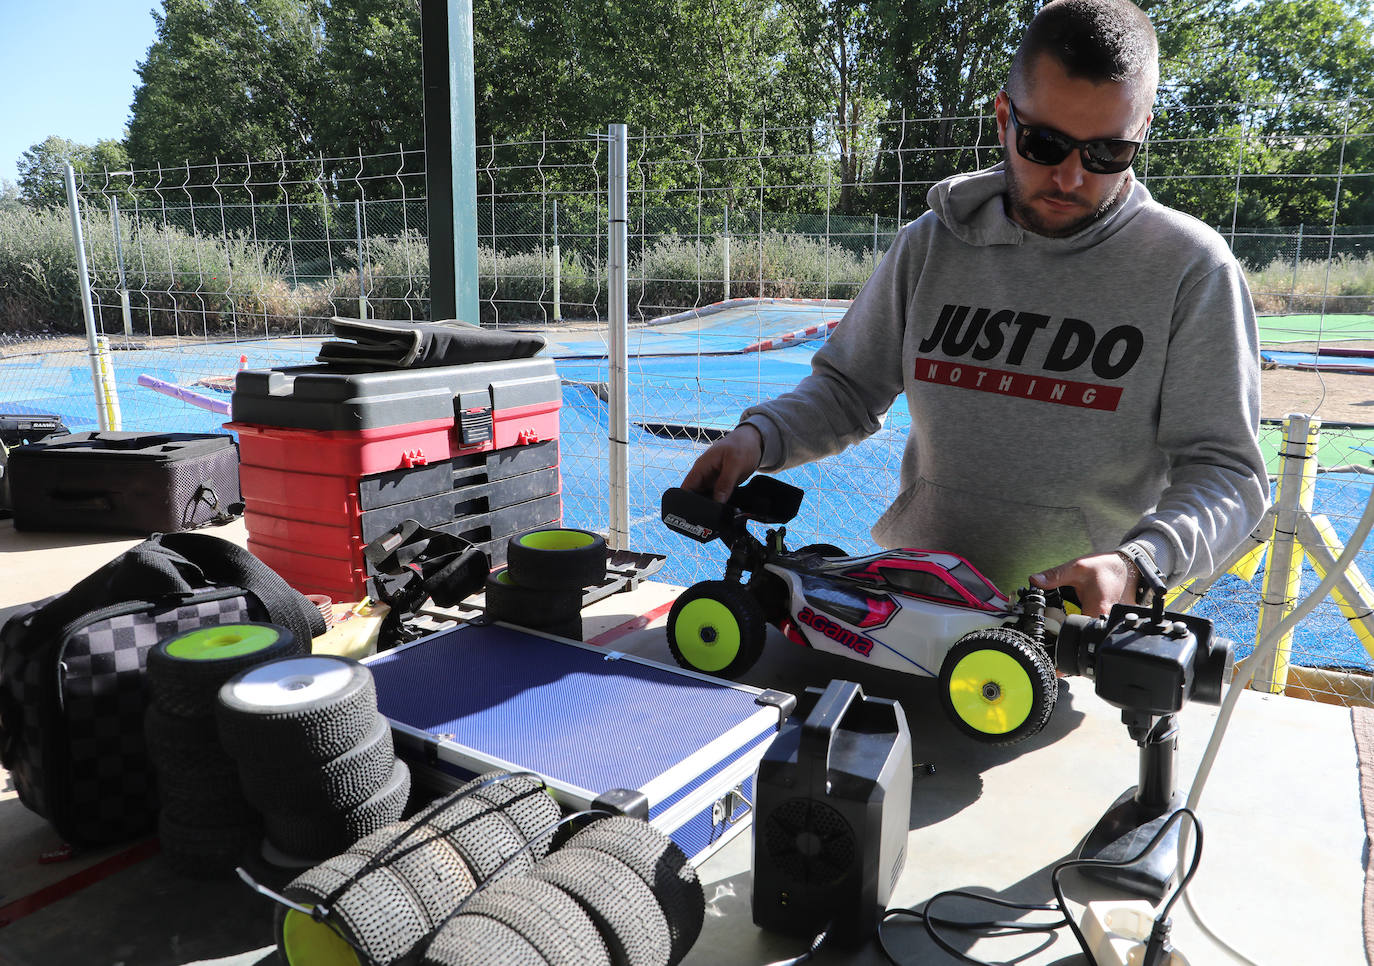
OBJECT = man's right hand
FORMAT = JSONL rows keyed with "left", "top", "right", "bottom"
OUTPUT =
{"left": 682, "top": 423, "right": 764, "bottom": 504}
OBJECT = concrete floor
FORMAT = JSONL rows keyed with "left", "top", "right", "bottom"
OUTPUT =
{"left": 0, "top": 518, "right": 1365, "bottom": 966}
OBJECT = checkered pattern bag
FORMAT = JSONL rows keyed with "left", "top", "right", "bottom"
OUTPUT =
{"left": 0, "top": 533, "right": 324, "bottom": 847}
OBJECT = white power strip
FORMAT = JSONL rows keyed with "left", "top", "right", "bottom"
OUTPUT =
{"left": 1079, "top": 900, "right": 1192, "bottom": 966}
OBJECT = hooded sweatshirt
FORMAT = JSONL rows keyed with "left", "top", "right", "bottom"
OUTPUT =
{"left": 740, "top": 164, "right": 1270, "bottom": 595}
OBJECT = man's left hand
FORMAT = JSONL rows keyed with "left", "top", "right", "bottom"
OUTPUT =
{"left": 1030, "top": 552, "right": 1137, "bottom": 617}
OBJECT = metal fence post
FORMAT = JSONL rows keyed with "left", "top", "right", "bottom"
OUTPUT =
{"left": 608, "top": 123, "right": 630, "bottom": 550}
{"left": 355, "top": 199, "right": 368, "bottom": 319}
{"left": 111, "top": 197, "right": 134, "bottom": 337}
{"left": 65, "top": 162, "right": 121, "bottom": 431}
{"left": 1290, "top": 222, "right": 1303, "bottom": 312}
{"left": 722, "top": 204, "right": 731, "bottom": 302}
{"left": 552, "top": 198, "right": 562, "bottom": 321}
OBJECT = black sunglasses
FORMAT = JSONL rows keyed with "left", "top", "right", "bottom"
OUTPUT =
{"left": 1004, "top": 95, "right": 1146, "bottom": 174}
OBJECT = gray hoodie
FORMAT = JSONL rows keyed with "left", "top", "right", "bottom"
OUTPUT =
{"left": 741, "top": 164, "right": 1270, "bottom": 595}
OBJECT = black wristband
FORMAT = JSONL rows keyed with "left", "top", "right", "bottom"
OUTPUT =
{"left": 1116, "top": 543, "right": 1166, "bottom": 606}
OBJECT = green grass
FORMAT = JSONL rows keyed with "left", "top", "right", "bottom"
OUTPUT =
{"left": 1250, "top": 252, "right": 1374, "bottom": 317}
{"left": 2, "top": 202, "right": 1372, "bottom": 340}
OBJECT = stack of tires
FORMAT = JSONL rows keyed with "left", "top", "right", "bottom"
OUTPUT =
{"left": 274, "top": 772, "right": 561, "bottom": 965}
{"left": 273, "top": 771, "right": 705, "bottom": 966}
{"left": 217, "top": 654, "right": 410, "bottom": 861}
{"left": 144, "top": 622, "right": 303, "bottom": 876}
{"left": 423, "top": 814, "right": 705, "bottom": 966}
{"left": 483, "top": 528, "right": 609, "bottom": 641}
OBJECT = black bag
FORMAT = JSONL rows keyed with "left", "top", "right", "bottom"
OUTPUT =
{"left": 316, "top": 317, "right": 546, "bottom": 369}
{"left": 0, "top": 533, "right": 325, "bottom": 847}
{"left": 8, "top": 431, "right": 241, "bottom": 534}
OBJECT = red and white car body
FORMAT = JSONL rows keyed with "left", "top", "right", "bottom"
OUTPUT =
{"left": 767, "top": 549, "right": 1017, "bottom": 676}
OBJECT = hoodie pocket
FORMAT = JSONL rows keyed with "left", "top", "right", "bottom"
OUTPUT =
{"left": 871, "top": 476, "right": 1093, "bottom": 592}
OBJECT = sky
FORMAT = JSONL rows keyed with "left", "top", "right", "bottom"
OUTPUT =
{"left": 0, "top": 0, "right": 160, "bottom": 188}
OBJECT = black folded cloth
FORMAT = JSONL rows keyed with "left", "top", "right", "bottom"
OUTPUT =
{"left": 318, "top": 317, "right": 546, "bottom": 369}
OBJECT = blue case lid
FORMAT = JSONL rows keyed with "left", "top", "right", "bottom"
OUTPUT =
{"left": 368, "top": 623, "right": 775, "bottom": 800}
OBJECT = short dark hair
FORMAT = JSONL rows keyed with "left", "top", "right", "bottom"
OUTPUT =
{"left": 1009, "top": 0, "right": 1158, "bottom": 104}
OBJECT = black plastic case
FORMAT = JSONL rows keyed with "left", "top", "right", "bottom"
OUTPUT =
{"left": 8, "top": 432, "right": 241, "bottom": 534}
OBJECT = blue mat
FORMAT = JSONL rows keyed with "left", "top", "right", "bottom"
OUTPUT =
{"left": 544, "top": 300, "right": 846, "bottom": 357}
{"left": 1263, "top": 350, "right": 1374, "bottom": 373}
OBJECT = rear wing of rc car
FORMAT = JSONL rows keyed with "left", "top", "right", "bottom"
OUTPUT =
{"left": 661, "top": 476, "right": 803, "bottom": 544}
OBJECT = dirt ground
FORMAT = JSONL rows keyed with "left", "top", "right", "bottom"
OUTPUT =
{"left": 1261, "top": 348, "right": 1374, "bottom": 424}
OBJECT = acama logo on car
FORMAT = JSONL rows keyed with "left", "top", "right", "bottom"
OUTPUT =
{"left": 797, "top": 606, "right": 875, "bottom": 657}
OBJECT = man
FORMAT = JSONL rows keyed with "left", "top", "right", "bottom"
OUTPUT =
{"left": 682, "top": 0, "right": 1269, "bottom": 616}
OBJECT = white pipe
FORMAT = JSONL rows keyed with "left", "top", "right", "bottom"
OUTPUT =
{"left": 65, "top": 163, "right": 120, "bottom": 432}
{"left": 1189, "top": 479, "right": 1374, "bottom": 810}
{"left": 607, "top": 124, "right": 630, "bottom": 550}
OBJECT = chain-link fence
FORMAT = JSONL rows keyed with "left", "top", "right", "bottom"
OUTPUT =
{"left": 4, "top": 96, "right": 1374, "bottom": 701}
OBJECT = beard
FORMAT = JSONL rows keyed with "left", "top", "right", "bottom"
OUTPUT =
{"left": 1003, "top": 156, "right": 1132, "bottom": 238}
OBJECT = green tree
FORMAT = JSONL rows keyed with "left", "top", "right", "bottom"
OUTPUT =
{"left": 315, "top": 0, "right": 424, "bottom": 172}
{"left": 1141, "top": 0, "right": 1373, "bottom": 232}
{"left": 126, "top": 0, "right": 324, "bottom": 172}
{"left": 16, "top": 136, "right": 131, "bottom": 208}
{"left": 783, "top": 0, "right": 886, "bottom": 213}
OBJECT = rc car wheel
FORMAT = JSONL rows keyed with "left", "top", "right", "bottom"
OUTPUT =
{"left": 421, "top": 793, "right": 540, "bottom": 883}
{"left": 419, "top": 772, "right": 562, "bottom": 861}
{"left": 217, "top": 656, "right": 378, "bottom": 766}
{"left": 347, "top": 822, "right": 479, "bottom": 927}
{"left": 507, "top": 528, "right": 608, "bottom": 590}
{"left": 565, "top": 816, "right": 703, "bottom": 966}
{"left": 277, "top": 851, "right": 431, "bottom": 966}
{"left": 263, "top": 757, "right": 411, "bottom": 860}
{"left": 746, "top": 570, "right": 790, "bottom": 625}
{"left": 440, "top": 876, "right": 611, "bottom": 966}
{"left": 239, "top": 711, "right": 396, "bottom": 814}
{"left": 158, "top": 810, "right": 260, "bottom": 879}
{"left": 527, "top": 845, "right": 673, "bottom": 966}
{"left": 938, "top": 627, "right": 1057, "bottom": 745}
{"left": 148, "top": 623, "right": 301, "bottom": 718}
{"left": 484, "top": 568, "right": 583, "bottom": 621}
{"left": 422, "top": 912, "right": 547, "bottom": 966}
{"left": 666, "top": 580, "right": 765, "bottom": 678}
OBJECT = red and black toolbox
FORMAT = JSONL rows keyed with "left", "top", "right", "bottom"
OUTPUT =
{"left": 7, "top": 431, "right": 241, "bottom": 534}
{"left": 227, "top": 357, "right": 562, "bottom": 602}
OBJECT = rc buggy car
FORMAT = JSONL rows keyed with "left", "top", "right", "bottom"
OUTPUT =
{"left": 661, "top": 477, "right": 1068, "bottom": 744}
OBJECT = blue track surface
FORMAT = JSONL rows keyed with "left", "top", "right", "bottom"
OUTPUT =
{"left": 5, "top": 304, "right": 1373, "bottom": 672}
{"left": 1262, "top": 349, "right": 1374, "bottom": 372}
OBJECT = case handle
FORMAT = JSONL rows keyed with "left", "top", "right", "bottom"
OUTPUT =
{"left": 799, "top": 679, "right": 864, "bottom": 795}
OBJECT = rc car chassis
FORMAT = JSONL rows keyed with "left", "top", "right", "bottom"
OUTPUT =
{"left": 661, "top": 477, "right": 1064, "bottom": 744}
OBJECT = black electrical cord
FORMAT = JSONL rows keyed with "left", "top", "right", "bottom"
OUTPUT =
{"left": 876, "top": 807, "right": 1203, "bottom": 966}
{"left": 762, "top": 921, "right": 832, "bottom": 966}
{"left": 878, "top": 894, "right": 1067, "bottom": 966}
{"left": 1050, "top": 807, "right": 1203, "bottom": 965}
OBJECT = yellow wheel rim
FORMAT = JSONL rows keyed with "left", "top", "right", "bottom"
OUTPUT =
{"left": 517, "top": 529, "right": 597, "bottom": 550}
{"left": 673, "top": 598, "right": 741, "bottom": 673}
{"left": 947, "top": 649, "right": 1034, "bottom": 735}
{"left": 280, "top": 907, "right": 361, "bottom": 966}
{"left": 165, "top": 624, "right": 279, "bottom": 661}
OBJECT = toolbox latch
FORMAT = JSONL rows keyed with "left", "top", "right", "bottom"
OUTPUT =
{"left": 456, "top": 391, "right": 494, "bottom": 446}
